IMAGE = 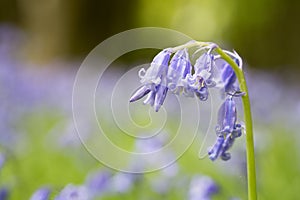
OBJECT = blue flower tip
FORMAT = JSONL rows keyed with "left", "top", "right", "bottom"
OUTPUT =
{"left": 129, "top": 86, "right": 151, "bottom": 103}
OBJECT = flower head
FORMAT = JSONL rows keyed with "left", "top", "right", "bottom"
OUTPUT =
{"left": 129, "top": 41, "right": 244, "bottom": 161}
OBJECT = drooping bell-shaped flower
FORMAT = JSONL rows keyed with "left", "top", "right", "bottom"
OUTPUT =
{"left": 215, "top": 53, "right": 242, "bottom": 93}
{"left": 167, "top": 49, "right": 192, "bottom": 94}
{"left": 143, "top": 90, "right": 155, "bottom": 106}
{"left": 216, "top": 95, "right": 237, "bottom": 134}
{"left": 184, "top": 52, "right": 216, "bottom": 101}
{"left": 139, "top": 49, "right": 172, "bottom": 85}
{"left": 129, "top": 85, "right": 150, "bottom": 103}
{"left": 194, "top": 52, "right": 214, "bottom": 81}
{"left": 130, "top": 49, "right": 172, "bottom": 111}
{"left": 208, "top": 95, "right": 242, "bottom": 161}
{"left": 193, "top": 76, "right": 209, "bottom": 101}
{"left": 208, "top": 135, "right": 225, "bottom": 161}
{"left": 153, "top": 84, "right": 168, "bottom": 112}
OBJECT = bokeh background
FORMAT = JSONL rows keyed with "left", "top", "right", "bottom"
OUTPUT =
{"left": 1, "top": 0, "right": 300, "bottom": 199}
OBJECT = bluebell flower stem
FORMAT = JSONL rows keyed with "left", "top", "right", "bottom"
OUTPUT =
{"left": 170, "top": 41, "right": 209, "bottom": 52}
{"left": 215, "top": 47, "right": 257, "bottom": 200}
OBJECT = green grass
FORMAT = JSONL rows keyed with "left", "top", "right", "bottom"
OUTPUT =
{"left": 1, "top": 110, "right": 299, "bottom": 199}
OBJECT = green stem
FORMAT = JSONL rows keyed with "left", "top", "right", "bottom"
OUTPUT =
{"left": 215, "top": 47, "right": 257, "bottom": 200}
{"left": 170, "top": 40, "right": 208, "bottom": 52}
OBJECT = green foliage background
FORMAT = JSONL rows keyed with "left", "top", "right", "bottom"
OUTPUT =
{"left": 1, "top": 0, "right": 300, "bottom": 199}
{"left": 1, "top": 0, "right": 299, "bottom": 70}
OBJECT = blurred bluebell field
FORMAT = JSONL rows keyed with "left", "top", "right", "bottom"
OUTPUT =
{"left": 1, "top": 20, "right": 300, "bottom": 200}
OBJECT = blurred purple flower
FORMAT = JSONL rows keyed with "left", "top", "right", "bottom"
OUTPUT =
{"left": 188, "top": 175, "right": 219, "bottom": 200}
{"left": 110, "top": 172, "right": 140, "bottom": 193}
{"left": 55, "top": 184, "right": 90, "bottom": 200}
{"left": 0, "top": 188, "right": 8, "bottom": 200}
{"left": 85, "top": 170, "right": 111, "bottom": 197}
{"left": 29, "top": 187, "right": 51, "bottom": 200}
{"left": 0, "top": 24, "right": 79, "bottom": 150}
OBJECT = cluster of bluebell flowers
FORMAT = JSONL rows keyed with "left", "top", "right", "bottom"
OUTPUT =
{"left": 130, "top": 41, "right": 244, "bottom": 161}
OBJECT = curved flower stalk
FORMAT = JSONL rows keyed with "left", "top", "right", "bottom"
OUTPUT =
{"left": 129, "top": 40, "right": 257, "bottom": 200}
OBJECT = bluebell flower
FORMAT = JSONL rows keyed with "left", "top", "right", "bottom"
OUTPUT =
{"left": 30, "top": 188, "right": 51, "bottom": 200}
{"left": 220, "top": 132, "right": 239, "bottom": 161}
{"left": 208, "top": 95, "right": 242, "bottom": 161}
{"left": 192, "top": 76, "right": 209, "bottom": 101}
{"left": 188, "top": 175, "right": 219, "bottom": 200}
{"left": 153, "top": 84, "right": 168, "bottom": 112}
{"left": 0, "top": 187, "right": 8, "bottom": 200}
{"left": 167, "top": 49, "right": 192, "bottom": 94}
{"left": 194, "top": 52, "right": 214, "bottom": 82}
{"left": 208, "top": 136, "right": 225, "bottom": 161}
{"left": 129, "top": 85, "right": 151, "bottom": 103}
{"left": 130, "top": 49, "right": 172, "bottom": 111}
{"left": 182, "top": 51, "right": 216, "bottom": 101}
{"left": 214, "top": 51, "right": 242, "bottom": 93}
{"left": 55, "top": 184, "right": 90, "bottom": 200}
{"left": 216, "top": 95, "right": 238, "bottom": 134}
{"left": 129, "top": 42, "right": 245, "bottom": 161}
{"left": 216, "top": 95, "right": 243, "bottom": 135}
{"left": 85, "top": 170, "right": 111, "bottom": 197}
{"left": 142, "top": 90, "right": 156, "bottom": 107}
{"left": 140, "top": 49, "right": 172, "bottom": 85}
{"left": 110, "top": 172, "right": 139, "bottom": 193}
